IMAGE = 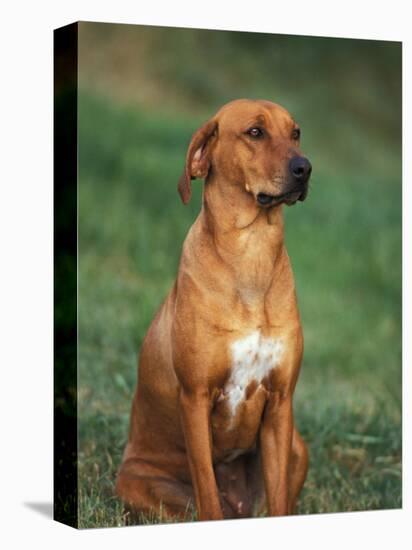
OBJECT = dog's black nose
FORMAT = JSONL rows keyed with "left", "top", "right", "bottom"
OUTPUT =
{"left": 289, "top": 156, "right": 312, "bottom": 183}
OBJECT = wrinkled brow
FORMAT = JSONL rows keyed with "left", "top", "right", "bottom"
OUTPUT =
{"left": 242, "top": 114, "right": 267, "bottom": 129}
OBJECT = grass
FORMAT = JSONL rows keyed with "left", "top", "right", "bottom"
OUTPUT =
{"left": 76, "top": 42, "right": 401, "bottom": 527}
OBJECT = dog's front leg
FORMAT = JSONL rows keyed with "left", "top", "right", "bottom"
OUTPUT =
{"left": 179, "top": 388, "right": 223, "bottom": 521}
{"left": 260, "top": 391, "right": 293, "bottom": 516}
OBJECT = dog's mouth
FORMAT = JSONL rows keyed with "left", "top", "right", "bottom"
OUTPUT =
{"left": 257, "top": 187, "right": 307, "bottom": 208}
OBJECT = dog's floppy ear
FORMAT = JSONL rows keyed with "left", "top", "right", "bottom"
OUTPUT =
{"left": 178, "top": 119, "right": 218, "bottom": 204}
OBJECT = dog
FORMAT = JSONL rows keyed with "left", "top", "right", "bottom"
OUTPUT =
{"left": 116, "top": 99, "right": 311, "bottom": 522}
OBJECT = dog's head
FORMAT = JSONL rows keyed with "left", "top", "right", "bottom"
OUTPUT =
{"left": 178, "top": 99, "right": 312, "bottom": 207}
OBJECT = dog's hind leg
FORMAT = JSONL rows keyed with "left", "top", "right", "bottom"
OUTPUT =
{"left": 116, "top": 457, "right": 195, "bottom": 523}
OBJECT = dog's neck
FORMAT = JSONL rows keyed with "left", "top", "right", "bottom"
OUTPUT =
{"left": 201, "top": 175, "right": 285, "bottom": 256}
{"left": 193, "top": 176, "right": 288, "bottom": 302}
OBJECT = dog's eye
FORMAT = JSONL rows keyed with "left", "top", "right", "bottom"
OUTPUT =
{"left": 291, "top": 128, "right": 301, "bottom": 140}
{"left": 246, "top": 127, "right": 264, "bottom": 138}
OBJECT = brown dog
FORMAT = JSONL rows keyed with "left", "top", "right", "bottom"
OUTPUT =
{"left": 116, "top": 99, "right": 311, "bottom": 522}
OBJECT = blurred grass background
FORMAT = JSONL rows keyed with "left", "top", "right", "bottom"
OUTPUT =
{"left": 76, "top": 22, "right": 402, "bottom": 528}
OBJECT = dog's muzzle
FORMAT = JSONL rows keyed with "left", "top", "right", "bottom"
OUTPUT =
{"left": 257, "top": 156, "right": 312, "bottom": 207}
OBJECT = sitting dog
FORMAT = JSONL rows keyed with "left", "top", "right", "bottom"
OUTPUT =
{"left": 116, "top": 99, "right": 311, "bottom": 521}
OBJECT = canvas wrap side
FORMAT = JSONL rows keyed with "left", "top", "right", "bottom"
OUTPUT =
{"left": 54, "top": 21, "right": 79, "bottom": 529}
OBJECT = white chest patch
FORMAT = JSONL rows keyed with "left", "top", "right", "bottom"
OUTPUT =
{"left": 225, "top": 331, "right": 284, "bottom": 417}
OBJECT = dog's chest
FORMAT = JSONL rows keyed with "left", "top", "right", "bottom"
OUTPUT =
{"left": 211, "top": 330, "right": 285, "bottom": 461}
{"left": 224, "top": 331, "right": 284, "bottom": 415}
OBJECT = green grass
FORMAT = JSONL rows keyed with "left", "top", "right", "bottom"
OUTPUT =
{"left": 77, "top": 89, "right": 401, "bottom": 528}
